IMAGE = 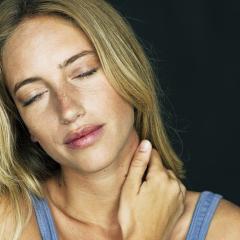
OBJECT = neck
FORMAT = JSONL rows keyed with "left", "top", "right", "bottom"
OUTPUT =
{"left": 45, "top": 130, "right": 139, "bottom": 229}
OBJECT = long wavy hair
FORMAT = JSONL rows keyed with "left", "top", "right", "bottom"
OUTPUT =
{"left": 0, "top": 0, "right": 185, "bottom": 239}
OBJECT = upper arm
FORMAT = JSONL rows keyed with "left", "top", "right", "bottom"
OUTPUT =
{"left": 0, "top": 194, "right": 41, "bottom": 240}
{"left": 0, "top": 195, "right": 16, "bottom": 239}
{"left": 207, "top": 198, "right": 240, "bottom": 239}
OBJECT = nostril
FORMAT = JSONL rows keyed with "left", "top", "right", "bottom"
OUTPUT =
{"left": 60, "top": 110, "right": 85, "bottom": 125}
{"left": 61, "top": 119, "right": 70, "bottom": 125}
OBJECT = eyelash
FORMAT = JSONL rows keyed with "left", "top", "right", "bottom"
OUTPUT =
{"left": 22, "top": 68, "right": 98, "bottom": 107}
{"left": 74, "top": 68, "right": 98, "bottom": 80}
{"left": 22, "top": 90, "right": 48, "bottom": 107}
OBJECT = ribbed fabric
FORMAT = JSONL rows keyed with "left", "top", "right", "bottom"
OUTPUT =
{"left": 31, "top": 194, "right": 58, "bottom": 240}
{"left": 30, "top": 191, "right": 222, "bottom": 240}
{"left": 186, "top": 191, "right": 222, "bottom": 239}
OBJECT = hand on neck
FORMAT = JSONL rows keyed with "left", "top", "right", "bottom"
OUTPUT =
{"left": 44, "top": 129, "right": 140, "bottom": 228}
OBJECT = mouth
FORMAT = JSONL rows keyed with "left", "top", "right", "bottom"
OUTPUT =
{"left": 64, "top": 124, "right": 105, "bottom": 149}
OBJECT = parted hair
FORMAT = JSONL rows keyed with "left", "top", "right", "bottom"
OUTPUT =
{"left": 0, "top": 0, "right": 184, "bottom": 239}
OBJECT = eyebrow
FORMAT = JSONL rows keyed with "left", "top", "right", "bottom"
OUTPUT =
{"left": 13, "top": 50, "right": 95, "bottom": 95}
{"left": 13, "top": 77, "right": 41, "bottom": 95}
{"left": 58, "top": 50, "right": 95, "bottom": 69}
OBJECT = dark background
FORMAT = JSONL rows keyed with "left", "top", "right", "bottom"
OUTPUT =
{"left": 108, "top": 0, "right": 240, "bottom": 205}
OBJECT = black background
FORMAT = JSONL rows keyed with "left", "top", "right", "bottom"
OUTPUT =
{"left": 108, "top": 0, "right": 240, "bottom": 204}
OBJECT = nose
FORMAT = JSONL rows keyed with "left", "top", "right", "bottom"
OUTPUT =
{"left": 55, "top": 90, "right": 85, "bottom": 125}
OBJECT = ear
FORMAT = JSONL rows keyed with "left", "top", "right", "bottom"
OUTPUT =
{"left": 30, "top": 135, "right": 38, "bottom": 143}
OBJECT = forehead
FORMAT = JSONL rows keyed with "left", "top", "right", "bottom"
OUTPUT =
{"left": 2, "top": 15, "right": 92, "bottom": 88}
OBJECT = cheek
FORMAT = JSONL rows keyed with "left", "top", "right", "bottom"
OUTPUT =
{"left": 93, "top": 77, "right": 135, "bottom": 126}
{"left": 105, "top": 92, "right": 134, "bottom": 129}
{"left": 18, "top": 108, "right": 56, "bottom": 141}
{"left": 16, "top": 108, "right": 37, "bottom": 134}
{"left": 91, "top": 79, "right": 134, "bottom": 121}
{"left": 113, "top": 98, "right": 134, "bottom": 123}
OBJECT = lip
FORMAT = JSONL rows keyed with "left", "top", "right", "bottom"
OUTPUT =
{"left": 64, "top": 124, "right": 105, "bottom": 149}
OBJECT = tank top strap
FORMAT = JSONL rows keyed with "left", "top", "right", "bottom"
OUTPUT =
{"left": 186, "top": 191, "right": 223, "bottom": 240}
{"left": 30, "top": 193, "right": 58, "bottom": 240}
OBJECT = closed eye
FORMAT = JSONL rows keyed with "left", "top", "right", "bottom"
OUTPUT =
{"left": 74, "top": 68, "right": 98, "bottom": 80}
{"left": 22, "top": 90, "right": 48, "bottom": 107}
{"left": 21, "top": 68, "right": 98, "bottom": 107}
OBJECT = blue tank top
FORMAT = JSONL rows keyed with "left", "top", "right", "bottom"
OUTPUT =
{"left": 30, "top": 191, "right": 222, "bottom": 240}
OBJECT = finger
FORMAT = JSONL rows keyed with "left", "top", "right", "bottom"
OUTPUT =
{"left": 146, "top": 149, "right": 171, "bottom": 183}
{"left": 179, "top": 182, "right": 186, "bottom": 200}
{"left": 167, "top": 169, "right": 186, "bottom": 199}
{"left": 123, "top": 139, "right": 152, "bottom": 194}
{"left": 147, "top": 149, "right": 165, "bottom": 176}
{"left": 167, "top": 169, "right": 177, "bottom": 180}
{"left": 177, "top": 182, "right": 186, "bottom": 202}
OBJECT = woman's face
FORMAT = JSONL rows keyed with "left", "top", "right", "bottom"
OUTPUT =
{"left": 2, "top": 16, "right": 137, "bottom": 173}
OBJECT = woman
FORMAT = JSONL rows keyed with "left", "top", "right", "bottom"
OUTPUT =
{"left": 0, "top": 0, "right": 239, "bottom": 239}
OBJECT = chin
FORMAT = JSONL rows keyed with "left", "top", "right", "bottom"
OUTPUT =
{"left": 73, "top": 153, "right": 117, "bottom": 174}
{"left": 72, "top": 138, "right": 128, "bottom": 174}
{"left": 60, "top": 126, "right": 137, "bottom": 174}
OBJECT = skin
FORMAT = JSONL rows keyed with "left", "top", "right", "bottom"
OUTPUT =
{"left": 2, "top": 15, "right": 240, "bottom": 240}
{"left": 3, "top": 15, "right": 139, "bottom": 236}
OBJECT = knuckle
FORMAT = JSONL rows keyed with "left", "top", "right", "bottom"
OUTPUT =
{"left": 151, "top": 149, "right": 163, "bottom": 162}
{"left": 178, "top": 204, "right": 185, "bottom": 216}
{"left": 174, "top": 183, "right": 181, "bottom": 194}
{"left": 181, "top": 184, "right": 187, "bottom": 194}
{"left": 132, "top": 156, "right": 147, "bottom": 167}
{"left": 150, "top": 170, "right": 169, "bottom": 185}
{"left": 169, "top": 180, "right": 181, "bottom": 194}
{"left": 167, "top": 169, "right": 177, "bottom": 178}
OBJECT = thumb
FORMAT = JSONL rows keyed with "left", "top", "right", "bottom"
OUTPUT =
{"left": 123, "top": 139, "right": 152, "bottom": 195}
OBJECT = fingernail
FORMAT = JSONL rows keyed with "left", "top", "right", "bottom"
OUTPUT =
{"left": 139, "top": 140, "right": 151, "bottom": 152}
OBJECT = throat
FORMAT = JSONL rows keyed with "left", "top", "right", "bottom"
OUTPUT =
{"left": 56, "top": 220, "right": 123, "bottom": 240}
{"left": 44, "top": 178, "right": 123, "bottom": 240}
{"left": 42, "top": 129, "right": 140, "bottom": 238}
{"left": 44, "top": 167, "right": 126, "bottom": 228}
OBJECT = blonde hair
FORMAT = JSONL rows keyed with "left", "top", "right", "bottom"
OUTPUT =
{"left": 0, "top": 0, "right": 185, "bottom": 238}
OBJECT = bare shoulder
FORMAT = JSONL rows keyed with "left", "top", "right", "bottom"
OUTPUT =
{"left": 0, "top": 194, "right": 15, "bottom": 238}
{"left": 171, "top": 191, "right": 240, "bottom": 240}
{"left": 170, "top": 191, "right": 201, "bottom": 239}
{"left": 20, "top": 213, "right": 42, "bottom": 240}
{"left": 207, "top": 196, "right": 240, "bottom": 239}
{"left": 0, "top": 194, "right": 41, "bottom": 240}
